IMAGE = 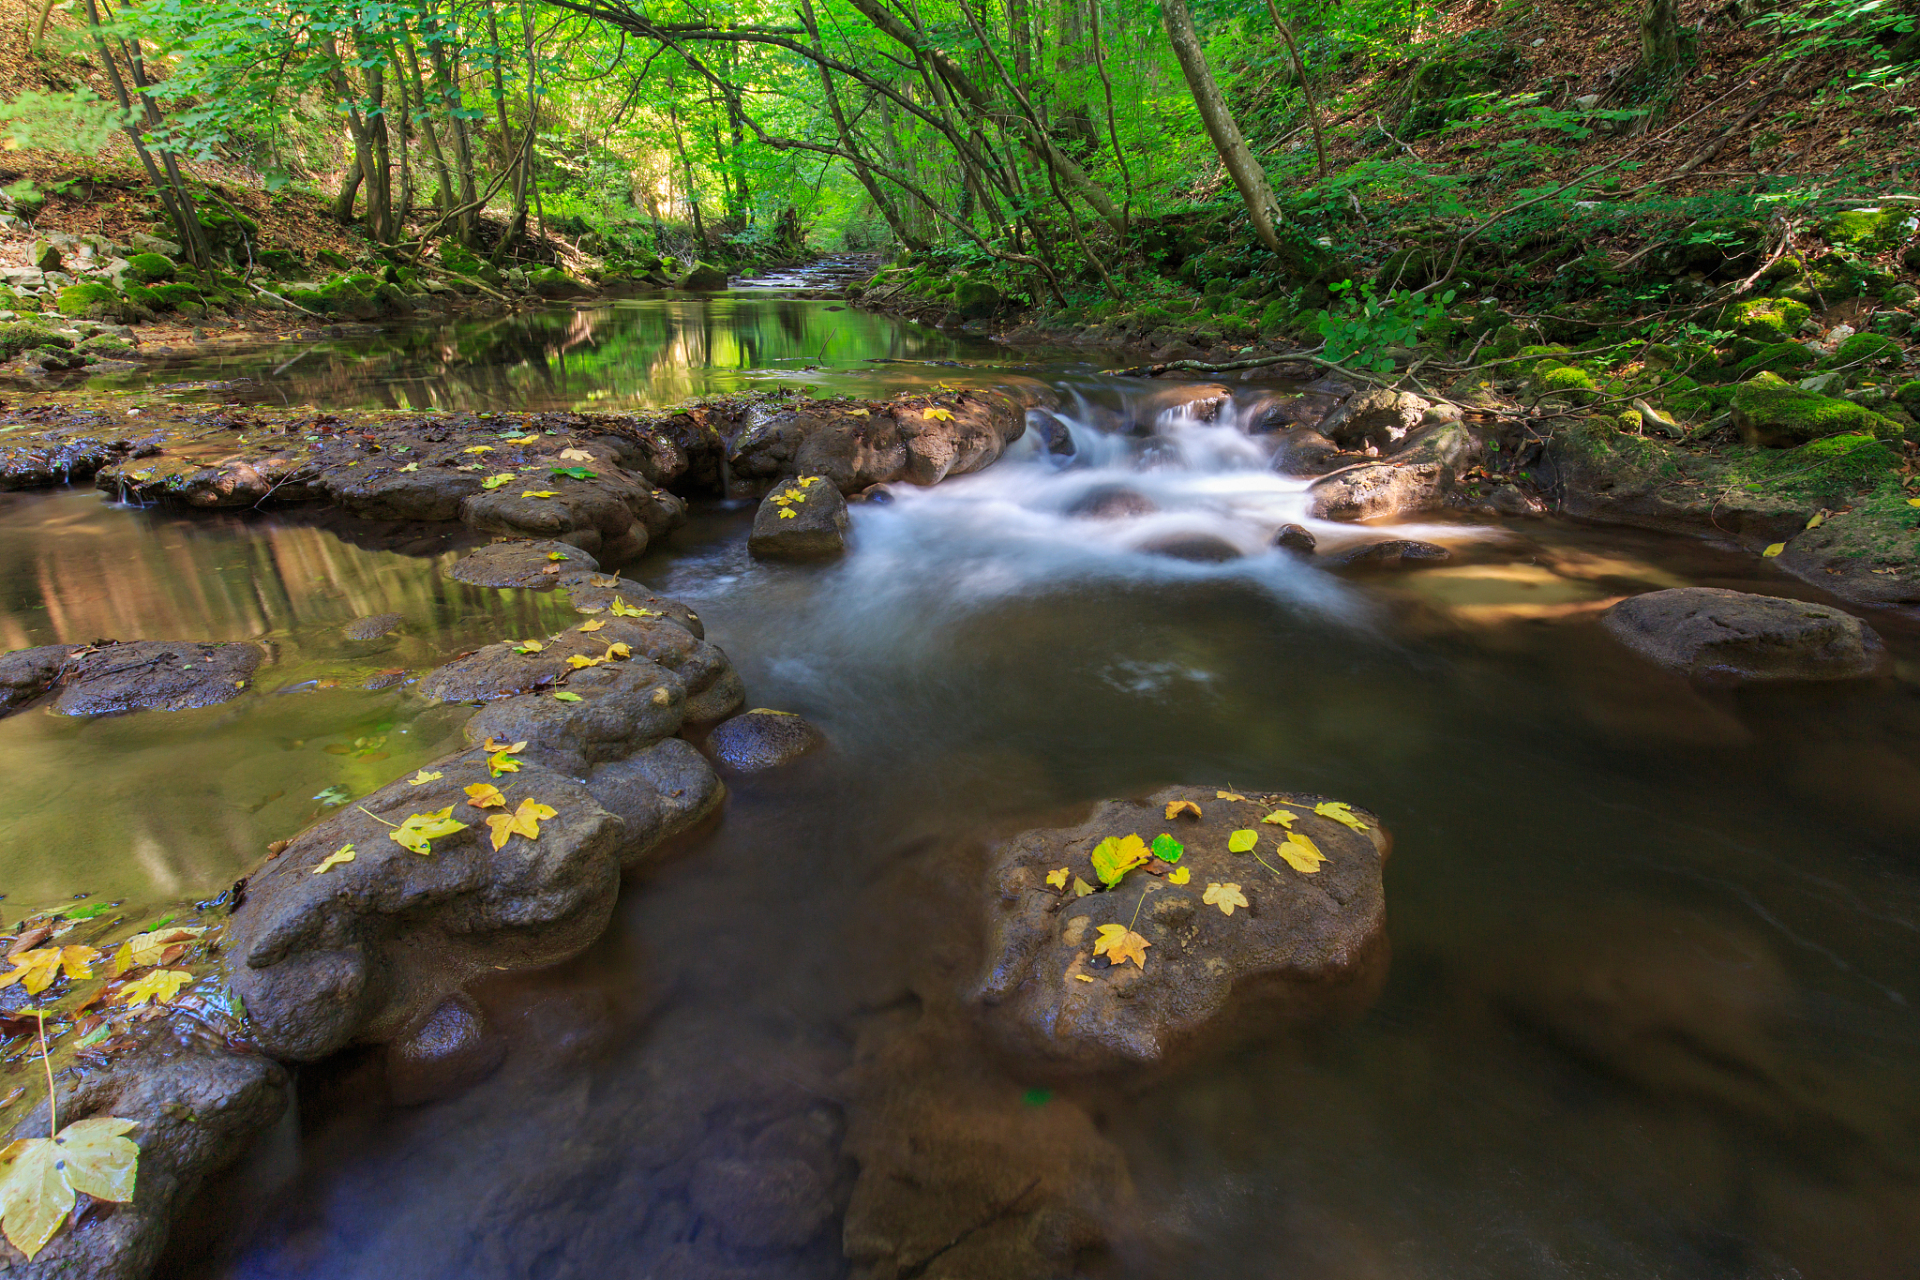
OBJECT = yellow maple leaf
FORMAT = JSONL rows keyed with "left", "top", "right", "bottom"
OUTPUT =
{"left": 485, "top": 798, "right": 557, "bottom": 850}
{"left": 1314, "top": 801, "right": 1369, "bottom": 832}
{"left": 1261, "top": 809, "right": 1296, "bottom": 827}
{"left": 604, "top": 642, "right": 632, "bottom": 661}
{"left": 482, "top": 738, "right": 527, "bottom": 754}
{"left": 1164, "top": 799, "right": 1202, "bottom": 820}
{"left": 465, "top": 783, "right": 506, "bottom": 809}
{"left": 462, "top": 445, "right": 494, "bottom": 454}
{"left": 589, "top": 574, "right": 620, "bottom": 587}
{"left": 1046, "top": 867, "right": 1069, "bottom": 889}
{"left": 1277, "top": 831, "right": 1327, "bottom": 873}
{"left": 480, "top": 472, "right": 516, "bottom": 490}
{"left": 566, "top": 653, "right": 608, "bottom": 670}
{"left": 111, "top": 927, "right": 206, "bottom": 974}
{"left": 117, "top": 968, "right": 193, "bottom": 1007}
{"left": 1092, "top": 923, "right": 1150, "bottom": 969}
{"left": 1167, "top": 866, "right": 1191, "bottom": 885}
{"left": 1073, "top": 877, "right": 1094, "bottom": 897}
{"left": 407, "top": 769, "right": 442, "bottom": 785}
{"left": 389, "top": 807, "right": 469, "bottom": 855}
{"left": 0, "top": 1117, "right": 139, "bottom": 1259}
{"left": 1090, "top": 833, "right": 1150, "bottom": 885}
{"left": 609, "top": 597, "right": 661, "bottom": 618}
{"left": 578, "top": 619, "right": 607, "bottom": 632}
{"left": 513, "top": 639, "right": 546, "bottom": 654}
{"left": 0, "top": 946, "right": 97, "bottom": 995}
{"left": 503, "top": 433, "right": 539, "bottom": 444}
{"left": 310, "top": 844, "right": 355, "bottom": 875}
{"left": 522, "top": 490, "right": 559, "bottom": 498}
{"left": 778, "top": 508, "right": 797, "bottom": 518}
{"left": 847, "top": 407, "right": 870, "bottom": 418}
{"left": 559, "top": 447, "right": 595, "bottom": 462}
{"left": 1203, "top": 882, "right": 1248, "bottom": 915}
{"left": 923, "top": 406, "right": 954, "bottom": 421}
{"left": 1216, "top": 790, "right": 1245, "bottom": 801}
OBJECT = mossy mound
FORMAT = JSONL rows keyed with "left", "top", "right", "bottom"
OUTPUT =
{"left": 78, "top": 333, "right": 136, "bottom": 357}
{"left": 126, "top": 252, "right": 176, "bottom": 284}
{"left": 1826, "top": 332, "right": 1905, "bottom": 369}
{"left": 1733, "top": 342, "right": 1817, "bottom": 379}
{"left": 1731, "top": 371, "right": 1904, "bottom": 447}
{"left": 1725, "top": 297, "right": 1810, "bottom": 344}
{"left": 1819, "top": 207, "right": 1914, "bottom": 253}
{"left": 0, "top": 323, "right": 73, "bottom": 360}
{"left": 952, "top": 278, "right": 1002, "bottom": 318}
{"left": 56, "top": 282, "right": 133, "bottom": 323}
{"left": 1532, "top": 363, "right": 1599, "bottom": 404}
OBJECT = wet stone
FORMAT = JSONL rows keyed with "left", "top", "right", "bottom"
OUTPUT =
{"left": 1601, "top": 587, "right": 1890, "bottom": 683}
{"left": 445, "top": 539, "right": 599, "bottom": 588}
{"left": 1138, "top": 531, "right": 1243, "bottom": 563}
{"left": 972, "top": 785, "right": 1391, "bottom": 1073}
{"left": 387, "top": 992, "right": 507, "bottom": 1106}
{"left": 1273, "top": 523, "right": 1318, "bottom": 557}
{"left": 342, "top": 611, "right": 404, "bottom": 641}
{"left": 706, "top": 709, "right": 825, "bottom": 772}
{"left": 1067, "top": 485, "right": 1158, "bottom": 519}
{"left": 748, "top": 475, "right": 850, "bottom": 560}
{"left": 0, "top": 643, "right": 79, "bottom": 714}
{"left": 689, "top": 1156, "right": 836, "bottom": 1251}
{"left": 1325, "top": 538, "right": 1453, "bottom": 571}
{"left": 52, "top": 640, "right": 263, "bottom": 716}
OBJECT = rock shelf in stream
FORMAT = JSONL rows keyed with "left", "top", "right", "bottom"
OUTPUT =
{"left": 973, "top": 785, "right": 1391, "bottom": 1074}
{"left": 1600, "top": 587, "right": 1890, "bottom": 683}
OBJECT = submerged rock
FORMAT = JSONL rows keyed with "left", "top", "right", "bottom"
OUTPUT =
{"left": 1273, "top": 523, "right": 1318, "bottom": 557}
{"left": 1067, "top": 484, "right": 1157, "bottom": 519}
{"left": 387, "top": 992, "right": 507, "bottom": 1106}
{"left": 53, "top": 640, "right": 263, "bottom": 715}
{"left": 706, "top": 708, "right": 825, "bottom": 772}
{"left": 342, "top": 612, "right": 404, "bottom": 641}
{"left": 972, "top": 786, "right": 1390, "bottom": 1074}
{"left": 1325, "top": 538, "right": 1453, "bottom": 571}
{"left": 1137, "top": 531, "right": 1244, "bottom": 563}
{"left": 446, "top": 539, "right": 599, "bottom": 588}
{"left": 1600, "top": 587, "right": 1889, "bottom": 683}
{"left": 748, "top": 475, "right": 850, "bottom": 560}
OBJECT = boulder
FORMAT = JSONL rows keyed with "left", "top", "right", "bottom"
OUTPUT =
{"left": 52, "top": 641, "right": 263, "bottom": 715}
{"left": 0, "top": 1023, "right": 287, "bottom": 1279}
{"left": 729, "top": 391, "right": 1027, "bottom": 491}
{"left": 1028, "top": 409, "right": 1077, "bottom": 457}
{"left": 446, "top": 540, "right": 600, "bottom": 588}
{"left": 705, "top": 709, "right": 825, "bottom": 772}
{"left": 1726, "top": 297, "right": 1811, "bottom": 345}
{"left": 1307, "top": 422, "right": 1481, "bottom": 521}
{"left": 1600, "top": 588, "right": 1890, "bottom": 683}
{"left": 1066, "top": 485, "right": 1157, "bottom": 519}
{"left": 556, "top": 573, "right": 706, "bottom": 639}
{"left": 972, "top": 785, "right": 1390, "bottom": 1073}
{"left": 1269, "top": 428, "right": 1347, "bottom": 476}
{"left": 342, "top": 612, "right": 404, "bottom": 641}
{"left": 688, "top": 1156, "right": 835, "bottom": 1251}
{"left": 1325, "top": 538, "right": 1452, "bottom": 571}
{"left": 1137, "top": 531, "right": 1243, "bottom": 563}
{"left": 748, "top": 475, "right": 850, "bottom": 560}
{"left": 0, "top": 643, "right": 78, "bottom": 714}
{"left": 1318, "top": 388, "right": 1430, "bottom": 452}
{"left": 676, "top": 262, "right": 729, "bottom": 291}
{"left": 1273, "top": 523, "right": 1317, "bottom": 556}
{"left": 1732, "top": 372, "right": 1902, "bottom": 448}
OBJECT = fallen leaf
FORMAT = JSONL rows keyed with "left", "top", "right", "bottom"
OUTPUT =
{"left": 1227, "top": 829, "right": 1258, "bottom": 853}
{"left": 1090, "top": 834, "right": 1150, "bottom": 886}
{"left": 0, "top": 1117, "right": 139, "bottom": 1260}
{"left": 0, "top": 947, "right": 98, "bottom": 995}
{"left": 1074, "top": 973, "right": 1094, "bottom": 982}
{"left": 407, "top": 769, "right": 442, "bottom": 785}
{"left": 1908, "top": 498, "right": 1920, "bottom": 508}
{"left": 1805, "top": 510, "right": 1828, "bottom": 530}
{"left": 1203, "top": 882, "right": 1248, "bottom": 915}
{"left": 482, "top": 473, "right": 517, "bottom": 490}
{"left": 513, "top": 639, "right": 546, "bottom": 654}
{"left": 503, "top": 433, "right": 539, "bottom": 444}
{"left": 389, "top": 807, "right": 469, "bottom": 855}
{"left": 1164, "top": 799, "right": 1202, "bottom": 820}
{"left": 110, "top": 929, "right": 206, "bottom": 977}
{"left": 486, "top": 798, "right": 558, "bottom": 850}
{"left": 590, "top": 574, "right": 620, "bottom": 587}
{"left": 1092, "top": 923, "right": 1149, "bottom": 969}
{"left": 550, "top": 467, "right": 597, "bottom": 481}
{"left": 1167, "top": 867, "right": 1191, "bottom": 885}
{"left": 117, "top": 969, "right": 193, "bottom": 1007}
{"left": 547, "top": 551, "right": 570, "bottom": 561}
{"left": 464, "top": 783, "right": 506, "bottom": 809}
{"left": 1277, "top": 831, "right": 1327, "bottom": 873}
{"left": 522, "top": 490, "right": 559, "bottom": 498}
{"left": 923, "top": 406, "right": 954, "bottom": 421}
{"left": 558, "top": 447, "right": 594, "bottom": 462}
{"left": 1072, "top": 877, "right": 1094, "bottom": 897}
{"left": 609, "top": 597, "right": 661, "bottom": 618}
{"left": 846, "top": 407, "right": 870, "bottom": 418}
{"left": 566, "top": 653, "right": 608, "bottom": 670}
{"left": 482, "top": 738, "right": 528, "bottom": 754}
{"left": 552, "top": 691, "right": 583, "bottom": 702}
{"left": 1046, "top": 868, "right": 1069, "bottom": 889}
{"left": 1216, "top": 790, "right": 1245, "bottom": 801}
{"left": 605, "top": 642, "right": 633, "bottom": 660}
{"left": 310, "top": 844, "right": 356, "bottom": 875}
{"left": 1261, "top": 809, "right": 1296, "bottom": 827}
{"left": 1762, "top": 542, "right": 1786, "bottom": 558}
{"left": 400, "top": 462, "right": 420, "bottom": 472}
{"left": 1150, "top": 833, "right": 1184, "bottom": 863}
{"left": 578, "top": 619, "right": 607, "bottom": 632}
{"left": 778, "top": 508, "right": 797, "bottom": 518}
{"left": 462, "top": 445, "right": 494, "bottom": 454}
{"left": 1313, "top": 801, "right": 1369, "bottom": 832}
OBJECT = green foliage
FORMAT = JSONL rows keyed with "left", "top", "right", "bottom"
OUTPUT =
{"left": 0, "top": 90, "right": 127, "bottom": 154}
{"left": 1314, "top": 281, "right": 1454, "bottom": 373}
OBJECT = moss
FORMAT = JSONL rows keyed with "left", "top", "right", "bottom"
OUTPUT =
{"left": 1819, "top": 207, "right": 1914, "bottom": 252}
{"left": 1258, "top": 298, "right": 1293, "bottom": 333}
{"left": 1731, "top": 371, "right": 1903, "bottom": 447}
{"left": 126, "top": 252, "right": 176, "bottom": 284}
{"left": 0, "top": 322, "right": 72, "bottom": 360}
{"left": 1895, "top": 380, "right": 1920, "bottom": 412}
{"left": 78, "top": 333, "right": 135, "bottom": 357}
{"left": 1826, "top": 332, "right": 1905, "bottom": 369}
{"left": 1733, "top": 341, "right": 1818, "bottom": 378}
{"left": 55, "top": 282, "right": 127, "bottom": 321}
{"left": 1533, "top": 364, "right": 1599, "bottom": 404}
{"left": 150, "top": 283, "right": 204, "bottom": 311}
{"left": 1725, "top": 296, "right": 1810, "bottom": 344}
{"left": 1670, "top": 383, "right": 1737, "bottom": 419}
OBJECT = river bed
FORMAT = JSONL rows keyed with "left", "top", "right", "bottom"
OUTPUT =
{"left": 7, "top": 292, "right": 1920, "bottom": 1279}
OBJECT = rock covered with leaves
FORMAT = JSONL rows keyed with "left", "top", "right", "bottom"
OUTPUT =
{"left": 444, "top": 539, "right": 600, "bottom": 587}
{"left": 728, "top": 390, "right": 1028, "bottom": 492}
{"left": 1600, "top": 588, "right": 1890, "bottom": 683}
{"left": 748, "top": 475, "right": 851, "bottom": 560}
{"left": 972, "top": 785, "right": 1390, "bottom": 1073}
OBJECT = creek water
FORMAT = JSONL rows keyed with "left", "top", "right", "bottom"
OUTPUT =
{"left": 7, "top": 291, "right": 1920, "bottom": 1279}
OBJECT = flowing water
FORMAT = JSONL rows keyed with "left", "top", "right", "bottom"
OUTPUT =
{"left": 7, "top": 290, "right": 1920, "bottom": 1279}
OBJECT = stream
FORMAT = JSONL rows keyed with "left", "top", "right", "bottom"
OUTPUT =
{"left": 7, "top": 286, "right": 1920, "bottom": 1279}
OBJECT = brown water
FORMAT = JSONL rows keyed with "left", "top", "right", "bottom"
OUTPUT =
{"left": 9, "top": 295, "right": 1920, "bottom": 1280}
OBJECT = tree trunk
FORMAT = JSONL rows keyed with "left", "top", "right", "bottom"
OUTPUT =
{"left": 800, "top": 0, "right": 928, "bottom": 251}
{"left": 1641, "top": 0, "right": 1682, "bottom": 71}
{"left": 422, "top": 7, "right": 478, "bottom": 242}
{"left": 1160, "top": 0, "right": 1285, "bottom": 257}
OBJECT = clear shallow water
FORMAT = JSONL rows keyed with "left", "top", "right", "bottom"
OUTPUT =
{"left": 10, "top": 296, "right": 1920, "bottom": 1279}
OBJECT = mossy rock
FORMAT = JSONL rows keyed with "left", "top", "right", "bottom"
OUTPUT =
{"left": 1659, "top": 217, "right": 1766, "bottom": 278}
{"left": 1202, "top": 277, "right": 1234, "bottom": 298}
{"left": 149, "top": 283, "right": 204, "bottom": 312}
{"left": 0, "top": 322, "right": 72, "bottom": 360}
{"left": 525, "top": 265, "right": 588, "bottom": 298}
{"left": 78, "top": 333, "right": 135, "bottom": 357}
{"left": 1726, "top": 297, "right": 1810, "bottom": 344}
{"left": 256, "top": 249, "right": 304, "bottom": 277}
{"left": 1819, "top": 207, "right": 1915, "bottom": 253}
{"left": 313, "top": 248, "right": 351, "bottom": 272}
{"left": 1532, "top": 364, "right": 1599, "bottom": 405}
{"left": 1734, "top": 342, "right": 1818, "bottom": 378}
{"left": 1826, "top": 332, "right": 1905, "bottom": 370}
{"left": 126, "top": 252, "right": 176, "bottom": 284}
{"left": 1511, "top": 343, "right": 1573, "bottom": 374}
{"left": 56, "top": 282, "right": 133, "bottom": 322}
{"left": 1895, "top": 380, "right": 1920, "bottom": 413}
{"left": 949, "top": 278, "right": 1003, "bottom": 319}
{"left": 1257, "top": 298, "right": 1294, "bottom": 333}
{"left": 1669, "top": 383, "right": 1737, "bottom": 420}
{"left": 1731, "top": 371, "right": 1903, "bottom": 447}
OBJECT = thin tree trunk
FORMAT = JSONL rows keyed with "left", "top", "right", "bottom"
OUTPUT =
{"left": 422, "top": 6, "right": 478, "bottom": 241}
{"left": 86, "top": 0, "right": 208, "bottom": 267}
{"left": 668, "top": 95, "right": 705, "bottom": 246}
{"left": 401, "top": 29, "right": 455, "bottom": 213}
{"left": 1161, "top": 0, "right": 1286, "bottom": 257}
{"left": 799, "top": 0, "right": 926, "bottom": 251}
{"left": 1641, "top": 0, "right": 1681, "bottom": 71}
